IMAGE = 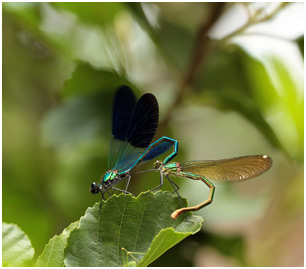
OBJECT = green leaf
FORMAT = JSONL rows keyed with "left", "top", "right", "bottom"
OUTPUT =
{"left": 127, "top": 3, "right": 194, "bottom": 71}
{"left": 41, "top": 93, "right": 111, "bottom": 147}
{"left": 52, "top": 3, "right": 123, "bottom": 27}
{"left": 2, "top": 223, "right": 35, "bottom": 267}
{"left": 137, "top": 215, "right": 202, "bottom": 266}
{"left": 3, "top": 3, "right": 75, "bottom": 58}
{"left": 35, "top": 221, "right": 79, "bottom": 267}
{"left": 194, "top": 46, "right": 303, "bottom": 159}
{"left": 62, "top": 64, "right": 135, "bottom": 98}
{"left": 64, "top": 191, "right": 203, "bottom": 267}
{"left": 125, "top": 3, "right": 154, "bottom": 35}
{"left": 2, "top": 3, "right": 41, "bottom": 31}
{"left": 157, "top": 19, "right": 194, "bottom": 70}
{"left": 41, "top": 64, "right": 137, "bottom": 147}
{"left": 241, "top": 52, "right": 304, "bottom": 161}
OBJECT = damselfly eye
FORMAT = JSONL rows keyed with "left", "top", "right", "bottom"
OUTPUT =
{"left": 90, "top": 182, "right": 100, "bottom": 194}
{"left": 153, "top": 160, "right": 162, "bottom": 169}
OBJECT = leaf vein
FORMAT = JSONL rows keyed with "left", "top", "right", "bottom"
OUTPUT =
{"left": 113, "top": 197, "right": 124, "bottom": 215}
{"left": 46, "top": 237, "right": 56, "bottom": 266}
{"left": 153, "top": 196, "right": 167, "bottom": 236}
{"left": 133, "top": 196, "right": 148, "bottom": 250}
{"left": 117, "top": 197, "right": 129, "bottom": 259}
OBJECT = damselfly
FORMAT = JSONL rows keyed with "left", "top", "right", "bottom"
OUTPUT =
{"left": 150, "top": 155, "right": 272, "bottom": 219}
{"left": 91, "top": 86, "right": 178, "bottom": 200}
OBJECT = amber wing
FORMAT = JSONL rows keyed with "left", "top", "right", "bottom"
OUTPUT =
{"left": 180, "top": 155, "right": 272, "bottom": 182}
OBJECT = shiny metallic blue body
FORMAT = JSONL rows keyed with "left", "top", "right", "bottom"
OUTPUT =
{"left": 101, "top": 136, "right": 178, "bottom": 184}
{"left": 90, "top": 86, "right": 179, "bottom": 199}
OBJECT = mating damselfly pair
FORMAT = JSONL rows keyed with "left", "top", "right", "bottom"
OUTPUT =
{"left": 91, "top": 86, "right": 272, "bottom": 220}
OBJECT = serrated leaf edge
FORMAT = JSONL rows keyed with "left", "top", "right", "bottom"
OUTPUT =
{"left": 137, "top": 215, "right": 204, "bottom": 266}
{"left": 35, "top": 221, "right": 79, "bottom": 267}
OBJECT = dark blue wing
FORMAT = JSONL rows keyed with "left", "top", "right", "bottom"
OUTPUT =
{"left": 126, "top": 93, "right": 159, "bottom": 149}
{"left": 112, "top": 86, "right": 136, "bottom": 140}
{"left": 108, "top": 87, "right": 159, "bottom": 172}
{"left": 108, "top": 86, "right": 137, "bottom": 169}
{"left": 143, "top": 140, "right": 174, "bottom": 161}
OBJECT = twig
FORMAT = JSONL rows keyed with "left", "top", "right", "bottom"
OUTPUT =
{"left": 159, "top": 2, "right": 290, "bottom": 133}
{"left": 159, "top": 3, "right": 226, "bottom": 130}
{"left": 221, "top": 2, "right": 290, "bottom": 44}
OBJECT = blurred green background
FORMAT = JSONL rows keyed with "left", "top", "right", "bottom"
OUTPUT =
{"left": 2, "top": 2, "right": 303, "bottom": 266}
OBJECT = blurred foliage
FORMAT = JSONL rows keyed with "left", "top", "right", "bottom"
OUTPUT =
{"left": 2, "top": 2, "right": 303, "bottom": 267}
{"left": 51, "top": 3, "right": 123, "bottom": 27}
{"left": 296, "top": 36, "right": 304, "bottom": 57}
{"left": 2, "top": 223, "right": 35, "bottom": 267}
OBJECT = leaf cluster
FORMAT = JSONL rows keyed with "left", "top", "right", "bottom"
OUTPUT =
{"left": 3, "top": 192, "right": 203, "bottom": 267}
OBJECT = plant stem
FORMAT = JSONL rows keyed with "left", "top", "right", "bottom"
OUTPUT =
{"left": 159, "top": 2, "right": 290, "bottom": 132}
{"left": 160, "top": 3, "right": 226, "bottom": 130}
{"left": 221, "top": 2, "right": 290, "bottom": 44}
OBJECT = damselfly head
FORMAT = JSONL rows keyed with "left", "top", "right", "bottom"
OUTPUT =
{"left": 153, "top": 160, "right": 162, "bottom": 169}
{"left": 90, "top": 182, "right": 101, "bottom": 194}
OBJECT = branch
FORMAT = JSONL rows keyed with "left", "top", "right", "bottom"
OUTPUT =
{"left": 159, "top": 3, "right": 226, "bottom": 130}
{"left": 158, "top": 2, "right": 290, "bottom": 133}
{"left": 221, "top": 2, "right": 290, "bottom": 44}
